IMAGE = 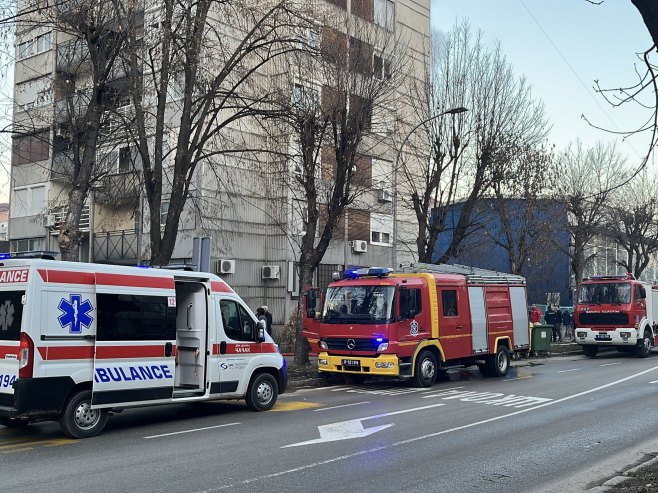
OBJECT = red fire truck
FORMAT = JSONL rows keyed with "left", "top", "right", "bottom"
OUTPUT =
{"left": 302, "top": 263, "right": 530, "bottom": 386}
{"left": 574, "top": 273, "right": 658, "bottom": 357}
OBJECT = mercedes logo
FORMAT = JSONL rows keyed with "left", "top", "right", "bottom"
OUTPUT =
{"left": 347, "top": 339, "right": 356, "bottom": 350}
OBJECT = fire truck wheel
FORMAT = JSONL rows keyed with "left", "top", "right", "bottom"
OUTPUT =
{"left": 412, "top": 350, "right": 437, "bottom": 387}
{"left": 246, "top": 373, "right": 278, "bottom": 411}
{"left": 59, "top": 390, "right": 108, "bottom": 439}
{"left": 636, "top": 331, "right": 653, "bottom": 358}
{"left": 485, "top": 346, "right": 510, "bottom": 377}
{"left": 583, "top": 345, "right": 598, "bottom": 358}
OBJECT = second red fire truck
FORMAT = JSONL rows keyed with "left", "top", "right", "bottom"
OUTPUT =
{"left": 574, "top": 273, "right": 658, "bottom": 357}
{"left": 303, "top": 263, "right": 530, "bottom": 386}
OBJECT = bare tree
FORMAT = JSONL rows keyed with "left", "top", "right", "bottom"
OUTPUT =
{"left": 553, "top": 140, "right": 628, "bottom": 284}
{"left": 601, "top": 172, "right": 658, "bottom": 278}
{"left": 117, "top": 0, "right": 306, "bottom": 266}
{"left": 484, "top": 142, "right": 555, "bottom": 275}
{"left": 270, "top": 10, "right": 404, "bottom": 365}
{"left": 9, "top": 0, "right": 126, "bottom": 260}
{"left": 403, "top": 23, "right": 549, "bottom": 264}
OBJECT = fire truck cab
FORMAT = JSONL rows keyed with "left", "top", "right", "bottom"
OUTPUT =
{"left": 303, "top": 263, "right": 530, "bottom": 386}
{"left": 574, "top": 273, "right": 658, "bottom": 357}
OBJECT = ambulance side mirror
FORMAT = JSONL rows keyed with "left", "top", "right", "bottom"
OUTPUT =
{"left": 256, "top": 319, "right": 267, "bottom": 342}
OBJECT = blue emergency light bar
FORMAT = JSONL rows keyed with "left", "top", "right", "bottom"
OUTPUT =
{"left": 341, "top": 267, "right": 392, "bottom": 279}
{"left": 0, "top": 250, "right": 59, "bottom": 260}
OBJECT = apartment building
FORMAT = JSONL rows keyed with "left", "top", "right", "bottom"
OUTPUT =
{"left": 9, "top": 0, "right": 431, "bottom": 331}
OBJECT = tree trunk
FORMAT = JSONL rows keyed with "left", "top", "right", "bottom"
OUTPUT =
{"left": 293, "top": 262, "right": 313, "bottom": 366}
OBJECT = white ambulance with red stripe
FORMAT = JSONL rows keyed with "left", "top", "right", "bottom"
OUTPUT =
{"left": 0, "top": 252, "right": 287, "bottom": 438}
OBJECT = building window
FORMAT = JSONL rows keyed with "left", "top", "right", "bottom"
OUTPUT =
{"left": 370, "top": 213, "right": 392, "bottom": 246}
{"left": 12, "top": 184, "right": 46, "bottom": 218}
{"left": 371, "top": 159, "right": 392, "bottom": 189}
{"left": 12, "top": 133, "right": 49, "bottom": 165}
{"left": 118, "top": 146, "right": 133, "bottom": 173}
{"left": 10, "top": 237, "right": 45, "bottom": 252}
{"left": 374, "top": 0, "right": 395, "bottom": 30}
{"left": 293, "top": 83, "right": 319, "bottom": 110}
{"left": 373, "top": 53, "right": 392, "bottom": 80}
{"left": 17, "top": 32, "right": 51, "bottom": 60}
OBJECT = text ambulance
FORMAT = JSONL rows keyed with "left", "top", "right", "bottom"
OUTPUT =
{"left": 0, "top": 252, "right": 287, "bottom": 438}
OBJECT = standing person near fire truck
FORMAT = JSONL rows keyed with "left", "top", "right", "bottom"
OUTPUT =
{"left": 530, "top": 304, "right": 542, "bottom": 325}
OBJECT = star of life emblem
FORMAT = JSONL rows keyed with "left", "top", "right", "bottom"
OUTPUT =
{"left": 58, "top": 294, "right": 94, "bottom": 334}
{"left": 410, "top": 320, "right": 419, "bottom": 336}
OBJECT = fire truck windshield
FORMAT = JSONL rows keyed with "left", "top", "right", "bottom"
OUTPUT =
{"left": 322, "top": 285, "right": 395, "bottom": 323}
{"left": 578, "top": 282, "right": 631, "bottom": 305}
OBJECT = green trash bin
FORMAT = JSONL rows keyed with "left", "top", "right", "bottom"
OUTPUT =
{"left": 530, "top": 324, "right": 551, "bottom": 353}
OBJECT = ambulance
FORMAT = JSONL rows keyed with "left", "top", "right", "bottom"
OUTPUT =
{"left": 0, "top": 252, "right": 287, "bottom": 438}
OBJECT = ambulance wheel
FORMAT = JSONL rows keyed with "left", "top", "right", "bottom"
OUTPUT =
{"left": 485, "top": 346, "right": 510, "bottom": 377}
{"left": 412, "top": 350, "right": 437, "bottom": 387}
{"left": 636, "top": 331, "right": 653, "bottom": 358}
{"left": 583, "top": 345, "right": 598, "bottom": 358}
{"left": 59, "top": 390, "right": 108, "bottom": 439}
{"left": 246, "top": 373, "right": 278, "bottom": 411}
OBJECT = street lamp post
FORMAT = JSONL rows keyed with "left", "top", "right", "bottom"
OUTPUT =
{"left": 391, "top": 106, "right": 468, "bottom": 270}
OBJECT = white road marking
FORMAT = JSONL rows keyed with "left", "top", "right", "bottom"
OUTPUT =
{"left": 195, "top": 365, "right": 658, "bottom": 492}
{"left": 421, "top": 389, "right": 552, "bottom": 408}
{"left": 557, "top": 369, "right": 581, "bottom": 373}
{"left": 283, "top": 403, "right": 447, "bottom": 448}
{"left": 504, "top": 376, "right": 532, "bottom": 381}
{"left": 144, "top": 422, "right": 240, "bottom": 439}
{"left": 650, "top": 380, "right": 658, "bottom": 384}
{"left": 600, "top": 362, "right": 622, "bottom": 367}
{"left": 314, "top": 401, "right": 370, "bottom": 412}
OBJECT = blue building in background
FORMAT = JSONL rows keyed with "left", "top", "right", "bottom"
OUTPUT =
{"left": 432, "top": 198, "right": 572, "bottom": 305}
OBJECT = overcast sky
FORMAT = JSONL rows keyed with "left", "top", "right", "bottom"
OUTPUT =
{"left": 432, "top": 0, "right": 655, "bottom": 169}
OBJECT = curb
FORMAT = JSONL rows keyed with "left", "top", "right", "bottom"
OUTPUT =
{"left": 588, "top": 454, "right": 658, "bottom": 492}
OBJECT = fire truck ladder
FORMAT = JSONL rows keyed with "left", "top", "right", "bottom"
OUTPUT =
{"left": 399, "top": 262, "right": 526, "bottom": 285}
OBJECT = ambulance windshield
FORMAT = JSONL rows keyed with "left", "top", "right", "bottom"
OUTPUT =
{"left": 578, "top": 282, "right": 631, "bottom": 305}
{"left": 322, "top": 285, "right": 394, "bottom": 323}
{"left": 0, "top": 290, "right": 24, "bottom": 341}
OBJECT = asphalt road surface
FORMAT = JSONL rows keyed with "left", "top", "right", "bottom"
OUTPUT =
{"left": 2, "top": 351, "right": 658, "bottom": 493}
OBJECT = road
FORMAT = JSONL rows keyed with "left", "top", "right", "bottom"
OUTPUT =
{"left": 2, "top": 351, "right": 658, "bottom": 492}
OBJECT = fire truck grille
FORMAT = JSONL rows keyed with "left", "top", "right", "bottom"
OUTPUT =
{"left": 325, "top": 338, "right": 377, "bottom": 351}
{"left": 579, "top": 312, "right": 629, "bottom": 325}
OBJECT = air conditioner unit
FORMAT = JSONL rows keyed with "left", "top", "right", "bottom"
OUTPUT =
{"left": 44, "top": 214, "right": 56, "bottom": 227}
{"left": 377, "top": 189, "right": 392, "bottom": 202}
{"left": 352, "top": 240, "right": 368, "bottom": 253}
{"left": 262, "top": 265, "right": 280, "bottom": 280}
{"left": 216, "top": 259, "right": 235, "bottom": 274}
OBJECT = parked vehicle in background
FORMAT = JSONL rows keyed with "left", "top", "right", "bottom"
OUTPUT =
{"left": 574, "top": 273, "right": 657, "bottom": 357}
{"left": 0, "top": 252, "right": 287, "bottom": 438}
{"left": 302, "top": 263, "right": 530, "bottom": 386}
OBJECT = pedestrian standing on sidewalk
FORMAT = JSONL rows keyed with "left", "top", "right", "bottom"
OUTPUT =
{"left": 261, "top": 305, "right": 273, "bottom": 337}
{"left": 530, "top": 304, "right": 542, "bottom": 325}
{"left": 544, "top": 305, "right": 556, "bottom": 341}
{"left": 562, "top": 308, "right": 573, "bottom": 339}
{"left": 554, "top": 306, "right": 563, "bottom": 342}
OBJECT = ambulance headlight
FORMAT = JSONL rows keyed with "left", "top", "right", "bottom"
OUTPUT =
{"left": 620, "top": 331, "right": 631, "bottom": 339}
{"left": 376, "top": 342, "right": 389, "bottom": 352}
{"left": 577, "top": 331, "right": 587, "bottom": 338}
{"left": 319, "top": 340, "right": 328, "bottom": 350}
{"left": 375, "top": 362, "right": 395, "bottom": 369}
{"left": 319, "top": 359, "right": 329, "bottom": 365}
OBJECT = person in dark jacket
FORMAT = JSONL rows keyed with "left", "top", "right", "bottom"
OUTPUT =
{"left": 261, "top": 305, "right": 273, "bottom": 337}
{"left": 553, "top": 306, "right": 563, "bottom": 342}
{"left": 544, "top": 305, "right": 558, "bottom": 342}
{"left": 562, "top": 309, "right": 573, "bottom": 340}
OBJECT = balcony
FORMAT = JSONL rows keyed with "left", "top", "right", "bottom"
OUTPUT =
{"left": 56, "top": 39, "right": 90, "bottom": 73}
{"left": 54, "top": 91, "right": 91, "bottom": 124}
{"left": 51, "top": 150, "right": 75, "bottom": 181}
{"left": 95, "top": 171, "right": 141, "bottom": 206}
{"left": 93, "top": 229, "right": 138, "bottom": 262}
{"left": 45, "top": 204, "right": 90, "bottom": 232}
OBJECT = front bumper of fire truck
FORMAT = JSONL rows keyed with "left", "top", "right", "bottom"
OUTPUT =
{"left": 317, "top": 352, "right": 400, "bottom": 376}
{"left": 575, "top": 327, "right": 639, "bottom": 346}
